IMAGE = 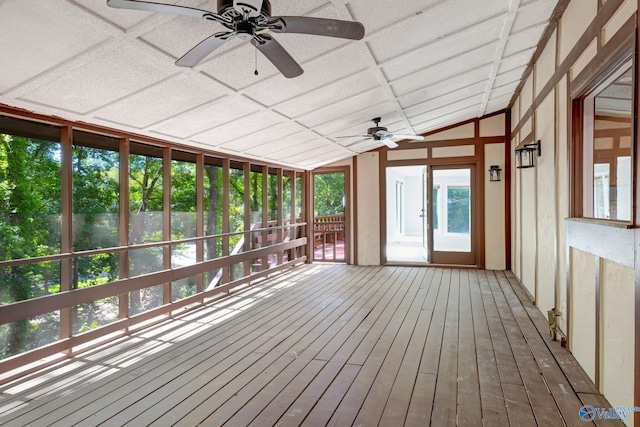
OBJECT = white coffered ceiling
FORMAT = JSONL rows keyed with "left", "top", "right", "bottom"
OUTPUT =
{"left": 0, "top": 0, "right": 558, "bottom": 170}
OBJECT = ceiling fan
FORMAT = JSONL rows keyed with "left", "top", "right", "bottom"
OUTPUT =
{"left": 337, "top": 117, "right": 425, "bottom": 149}
{"left": 106, "top": 0, "right": 365, "bottom": 78}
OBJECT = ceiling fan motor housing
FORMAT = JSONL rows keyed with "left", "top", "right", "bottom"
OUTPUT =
{"left": 218, "top": 0, "right": 271, "bottom": 20}
{"left": 367, "top": 126, "right": 387, "bottom": 140}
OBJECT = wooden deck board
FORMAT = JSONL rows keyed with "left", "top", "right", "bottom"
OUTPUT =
{"left": 0, "top": 265, "right": 622, "bottom": 427}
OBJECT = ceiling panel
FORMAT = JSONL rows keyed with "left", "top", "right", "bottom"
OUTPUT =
{"left": 272, "top": 70, "right": 380, "bottom": 119}
{"left": 0, "top": 1, "right": 114, "bottom": 93}
{"left": 391, "top": 43, "right": 496, "bottom": 100}
{"left": 94, "top": 73, "right": 227, "bottom": 129}
{"left": 503, "top": 24, "right": 547, "bottom": 57}
{"left": 191, "top": 109, "right": 285, "bottom": 146}
{"left": 348, "top": 0, "right": 442, "bottom": 33}
{"left": 366, "top": 0, "right": 510, "bottom": 63}
{"left": 19, "top": 42, "right": 175, "bottom": 114}
{"left": 1, "top": 0, "right": 559, "bottom": 170}
{"left": 150, "top": 94, "right": 260, "bottom": 138}
{"left": 241, "top": 43, "right": 370, "bottom": 106}
{"left": 512, "top": 0, "right": 558, "bottom": 33}
{"left": 395, "top": 65, "right": 493, "bottom": 107}
{"left": 498, "top": 47, "right": 536, "bottom": 74}
{"left": 380, "top": 14, "right": 504, "bottom": 81}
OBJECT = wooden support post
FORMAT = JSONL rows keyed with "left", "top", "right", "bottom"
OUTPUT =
{"left": 119, "top": 138, "right": 130, "bottom": 320}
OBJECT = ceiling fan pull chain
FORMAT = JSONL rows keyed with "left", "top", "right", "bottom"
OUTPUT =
{"left": 254, "top": 46, "right": 259, "bottom": 76}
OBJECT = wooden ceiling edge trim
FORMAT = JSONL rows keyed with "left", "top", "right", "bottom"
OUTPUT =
{"left": 0, "top": 103, "right": 307, "bottom": 173}
{"left": 509, "top": 0, "right": 626, "bottom": 133}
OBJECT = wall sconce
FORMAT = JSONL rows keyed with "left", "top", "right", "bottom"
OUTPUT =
{"left": 515, "top": 140, "right": 541, "bottom": 169}
{"left": 489, "top": 165, "right": 502, "bottom": 182}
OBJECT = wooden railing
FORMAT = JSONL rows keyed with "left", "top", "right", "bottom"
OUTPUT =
{"left": 0, "top": 223, "right": 307, "bottom": 384}
{"left": 314, "top": 214, "right": 345, "bottom": 262}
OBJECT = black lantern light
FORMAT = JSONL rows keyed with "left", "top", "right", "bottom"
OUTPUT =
{"left": 489, "top": 165, "right": 502, "bottom": 182}
{"left": 515, "top": 140, "right": 541, "bottom": 169}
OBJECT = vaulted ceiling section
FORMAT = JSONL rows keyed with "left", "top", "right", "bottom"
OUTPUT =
{"left": 0, "top": 0, "right": 558, "bottom": 169}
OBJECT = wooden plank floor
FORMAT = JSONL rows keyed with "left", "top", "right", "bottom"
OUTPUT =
{"left": 0, "top": 265, "right": 624, "bottom": 426}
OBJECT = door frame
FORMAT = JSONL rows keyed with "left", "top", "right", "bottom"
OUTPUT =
{"left": 309, "top": 165, "right": 351, "bottom": 264}
{"left": 380, "top": 157, "right": 485, "bottom": 268}
{"left": 429, "top": 164, "right": 477, "bottom": 265}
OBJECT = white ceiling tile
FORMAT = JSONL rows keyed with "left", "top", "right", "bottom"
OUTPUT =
{"left": 494, "top": 66, "right": 526, "bottom": 88}
{"left": 0, "top": 0, "right": 114, "bottom": 93}
{"left": 191, "top": 109, "right": 284, "bottom": 146}
{"left": 272, "top": 71, "right": 380, "bottom": 119}
{"left": 408, "top": 93, "right": 485, "bottom": 124}
{"left": 245, "top": 132, "right": 320, "bottom": 156}
{"left": 410, "top": 105, "right": 480, "bottom": 132}
{"left": 391, "top": 44, "right": 496, "bottom": 99}
{"left": 395, "top": 64, "right": 492, "bottom": 108}
{"left": 498, "top": 47, "right": 536, "bottom": 74}
{"left": 318, "top": 102, "right": 401, "bottom": 137}
{"left": 19, "top": 42, "right": 175, "bottom": 114}
{"left": 504, "top": 23, "right": 546, "bottom": 57}
{"left": 512, "top": 0, "right": 558, "bottom": 33}
{"left": 140, "top": 12, "right": 225, "bottom": 61}
{"left": 94, "top": 73, "right": 227, "bottom": 128}
{"left": 489, "top": 81, "right": 520, "bottom": 101}
{"left": 218, "top": 120, "right": 307, "bottom": 152}
{"left": 151, "top": 94, "right": 259, "bottom": 138}
{"left": 380, "top": 15, "right": 503, "bottom": 81}
{"left": 404, "top": 83, "right": 487, "bottom": 117}
{"left": 242, "top": 43, "right": 370, "bottom": 106}
{"left": 349, "top": 0, "right": 442, "bottom": 33}
{"left": 268, "top": 0, "right": 330, "bottom": 17}
{"left": 297, "top": 87, "right": 389, "bottom": 128}
{"left": 366, "top": 0, "right": 510, "bottom": 63}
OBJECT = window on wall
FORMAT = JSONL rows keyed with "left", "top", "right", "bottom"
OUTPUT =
{"left": 577, "top": 60, "right": 633, "bottom": 222}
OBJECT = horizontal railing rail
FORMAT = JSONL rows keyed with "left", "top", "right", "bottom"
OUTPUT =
{"left": 0, "top": 238, "right": 307, "bottom": 325}
{"left": 0, "top": 222, "right": 307, "bottom": 269}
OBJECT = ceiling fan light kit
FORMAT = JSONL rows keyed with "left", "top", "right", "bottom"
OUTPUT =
{"left": 107, "top": 0, "right": 365, "bottom": 78}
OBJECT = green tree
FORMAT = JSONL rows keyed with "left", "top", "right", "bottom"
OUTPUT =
{"left": 314, "top": 173, "right": 345, "bottom": 216}
{"left": 72, "top": 146, "right": 119, "bottom": 288}
{"left": 0, "top": 135, "right": 60, "bottom": 356}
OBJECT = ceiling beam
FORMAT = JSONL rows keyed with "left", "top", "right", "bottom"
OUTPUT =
{"left": 478, "top": 0, "right": 520, "bottom": 117}
{"left": 329, "top": 0, "right": 416, "bottom": 135}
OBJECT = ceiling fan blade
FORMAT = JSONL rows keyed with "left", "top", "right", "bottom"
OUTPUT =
{"left": 251, "top": 38, "right": 303, "bottom": 78}
{"left": 176, "top": 32, "right": 232, "bottom": 67}
{"left": 382, "top": 139, "right": 399, "bottom": 149}
{"left": 106, "top": 0, "right": 227, "bottom": 23}
{"left": 390, "top": 134, "right": 425, "bottom": 141}
{"left": 268, "top": 17, "right": 365, "bottom": 40}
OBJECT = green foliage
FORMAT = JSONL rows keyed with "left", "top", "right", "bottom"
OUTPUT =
{"left": 0, "top": 134, "right": 61, "bottom": 356}
{"left": 72, "top": 146, "right": 119, "bottom": 287}
{"left": 314, "top": 173, "right": 345, "bottom": 216}
{"left": 447, "top": 187, "right": 470, "bottom": 233}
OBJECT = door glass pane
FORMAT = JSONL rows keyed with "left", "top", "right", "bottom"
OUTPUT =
{"left": 433, "top": 169, "right": 471, "bottom": 253}
{"left": 385, "top": 166, "right": 427, "bottom": 263}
